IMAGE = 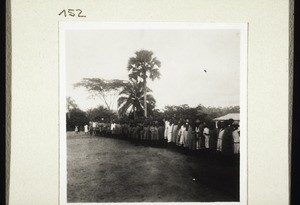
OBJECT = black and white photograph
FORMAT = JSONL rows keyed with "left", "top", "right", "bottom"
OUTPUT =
{"left": 59, "top": 22, "right": 247, "bottom": 204}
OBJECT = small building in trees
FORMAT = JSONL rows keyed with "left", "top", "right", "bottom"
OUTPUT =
{"left": 213, "top": 113, "right": 240, "bottom": 128}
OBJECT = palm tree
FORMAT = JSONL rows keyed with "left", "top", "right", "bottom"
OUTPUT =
{"left": 118, "top": 80, "right": 156, "bottom": 119}
{"left": 127, "top": 50, "right": 161, "bottom": 117}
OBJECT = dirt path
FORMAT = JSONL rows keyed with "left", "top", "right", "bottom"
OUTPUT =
{"left": 67, "top": 132, "right": 239, "bottom": 202}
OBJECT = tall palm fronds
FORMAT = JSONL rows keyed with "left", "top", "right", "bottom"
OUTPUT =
{"left": 127, "top": 50, "right": 161, "bottom": 117}
{"left": 118, "top": 80, "right": 156, "bottom": 118}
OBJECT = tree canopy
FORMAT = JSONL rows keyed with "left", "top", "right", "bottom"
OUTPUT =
{"left": 74, "top": 78, "right": 127, "bottom": 110}
{"left": 67, "top": 97, "right": 78, "bottom": 110}
{"left": 163, "top": 104, "right": 206, "bottom": 121}
{"left": 127, "top": 50, "right": 161, "bottom": 83}
{"left": 127, "top": 50, "right": 161, "bottom": 117}
{"left": 66, "top": 96, "right": 79, "bottom": 119}
{"left": 66, "top": 108, "right": 89, "bottom": 132}
{"left": 86, "top": 105, "right": 117, "bottom": 122}
{"left": 162, "top": 104, "right": 240, "bottom": 123}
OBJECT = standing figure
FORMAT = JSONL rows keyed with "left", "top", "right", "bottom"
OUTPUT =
{"left": 150, "top": 122, "right": 159, "bottom": 146}
{"left": 188, "top": 122, "right": 196, "bottom": 151}
{"left": 75, "top": 125, "right": 79, "bottom": 134}
{"left": 99, "top": 121, "right": 104, "bottom": 136}
{"left": 167, "top": 120, "right": 174, "bottom": 144}
{"left": 158, "top": 120, "right": 165, "bottom": 146}
{"left": 232, "top": 122, "right": 240, "bottom": 154}
{"left": 164, "top": 118, "right": 170, "bottom": 146}
{"left": 143, "top": 123, "right": 151, "bottom": 146}
{"left": 209, "top": 123, "right": 218, "bottom": 156}
{"left": 178, "top": 123, "right": 185, "bottom": 146}
{"left": 92, "top": 121, "right": 97, "bottom": 136}
{"left": 89, "top": 121, "right": 93, "bottom": 135}
{"left": 111, "top": 120, "right": 116, "bottom": 136}
{"left": 176, "top": 120, "right": 182, "bottom": 146}
{"left": 84, "top": 124, "right": 89, "bottom": 135}
{"left": 195, "top": 120, "right": 201, "bottom": 150}
{"left": 150, "top": 123, "right": 155, "bottom": 141}
{"left": 172, "top": 120, "right": 179, "bottom": 145}
{"left": 222, "top": 119, "right": 234, "bottom": 156}
{"left": 183, "top": 119, "right": 190, "bottom": 148}
{"left": 203, "top": 122, "right": 210, "bottom": 149}
{"left": 199, "top": 122, "right": 206, "bottom": 150}
{"left": 216, "top": 122, "right": 225, "bottom": 152}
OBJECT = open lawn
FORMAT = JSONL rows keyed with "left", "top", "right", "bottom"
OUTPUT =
{"left": 67, "top": 132, "right": 239, "bottom": 202}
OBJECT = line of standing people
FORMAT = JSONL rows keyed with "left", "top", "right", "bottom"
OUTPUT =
{"left": 83, "top": 117, "right": 240, "bottom": 162}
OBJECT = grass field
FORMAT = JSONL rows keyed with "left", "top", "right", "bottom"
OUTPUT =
{"left": 67, "top": 132, "right": 239, "bottom": 202}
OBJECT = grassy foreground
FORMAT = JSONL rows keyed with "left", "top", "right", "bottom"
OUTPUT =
{"left": 67, "top": 132, "right": 239, "bottom": 202}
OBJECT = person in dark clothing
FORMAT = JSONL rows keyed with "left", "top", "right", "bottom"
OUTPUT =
{"left": 222, "top": 119, "right": 234, "bottom": 163}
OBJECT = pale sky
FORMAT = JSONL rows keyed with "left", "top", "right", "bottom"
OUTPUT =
{"left": 65, "top": 28, "right": 240, "bottom": 111}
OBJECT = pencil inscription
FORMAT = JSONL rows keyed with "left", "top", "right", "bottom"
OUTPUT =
{"left": 59, "top": 9, "right": 86, "bottom": 17}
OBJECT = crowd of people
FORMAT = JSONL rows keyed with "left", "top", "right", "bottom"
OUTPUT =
{"left": 75, "top": 117, "right": 240, "bottom": 163}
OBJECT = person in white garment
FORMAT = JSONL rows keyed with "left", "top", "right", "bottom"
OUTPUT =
{"left": 84, "top": 124, "right": 89, "bottom": 135}
{"left": 232, "top": 122, "right": 240, "bottom": 154}
{"left": 216, "top": 122, "right": 225, "bottom": 152}
{"left": 164, "top": 118, "right": 169, "bottom": 140}
{"left": 111, "top": 120, "right": 116, "bottom": 136}
{"left": 172, "top": 121, "right": 179, "bottom": 144}
{"left": 178, "top": 123, "right": 185, "bottom": 146}
{"left": 203, "top": 123, "right": 210, "bottom": 149}
{"left": 92, "top": 121, "right": 97, "bottom": 136}
{"left": 183, "top": 119, "right": 190, "bottom": 148}
{"left": 167, "top": 119, "right": 174, "bottom": 143}
{"left": 75, "top": 125, "right": 79, "bottom": 134}
{"left": 195, "top": 120, "right": 201, "bottom": 150}
{"left": 163, "top": 118, "right": 170, "bottom": 146}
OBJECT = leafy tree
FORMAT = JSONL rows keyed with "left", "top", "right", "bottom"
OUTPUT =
{"left": 164, "top": 104, "right": 207, "bottom": 121}
{"left": 74, "top": 78, "right": 127, "bottom": 110}
{"left": 118, "top": 80, "right": 156, "bottom": 119}
{"left": 86, "top": 105, "right": 117, "bottom": 122}
{"left": 66, "top": 108, "right": 89, "bottom": 131}
{"left": 163, "top": 104, "right": 240, "bottom": 122}
{"left": 196, "top": 104, "right": 240, "bottom": 120}
{"left": 65, "top": 97, "right": 89, "bottom": 131}
{"left": 67, "top": 97, "right": 78, "bottom": 110}
{"left": 152, "top": 108, "right": 164, "bottom": 120}
{"left": 127, "top": 50, "right": 161, "bottom": 117}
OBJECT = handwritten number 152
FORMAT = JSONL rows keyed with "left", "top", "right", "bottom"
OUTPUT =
{"left": 59, "top": 9, "right": 86, "bottom": 17}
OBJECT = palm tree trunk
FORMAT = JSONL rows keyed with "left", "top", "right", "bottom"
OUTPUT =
{"left": 143, "top": 80, "right": 147, "bottom": 118}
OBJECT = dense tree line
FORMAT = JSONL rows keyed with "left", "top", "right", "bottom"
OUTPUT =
{"left": 66, "top": 108, "right": 89, "bottom": 131}
{"left": 66, "top": 97, "right": 239, "bottom": 131}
